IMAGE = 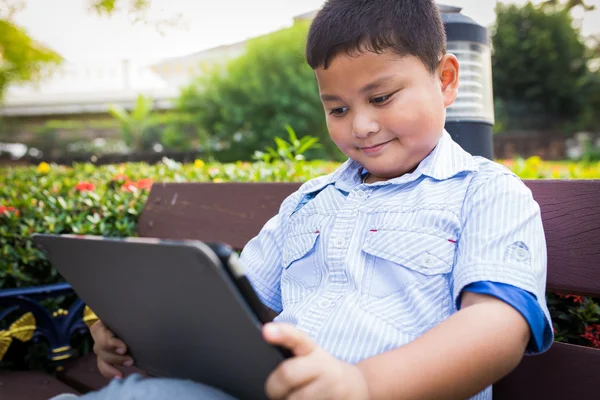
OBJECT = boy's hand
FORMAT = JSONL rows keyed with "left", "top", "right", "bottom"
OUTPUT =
{"left": 90, "top": 320, "right": 134, "bottom": 379}
{"left": 263, "top": 323, "right": 370, "bottom": 400}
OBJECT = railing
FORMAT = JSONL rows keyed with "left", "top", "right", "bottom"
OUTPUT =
{"left": 0, "top": 283, "right": 98, "bottom": 369}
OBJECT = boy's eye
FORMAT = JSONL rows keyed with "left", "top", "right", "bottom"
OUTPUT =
{"left": 329, "top": 107, "right": 349, "bottom": 116}
{"left": 371, "top": 94, "right": 392, "bottom": 104}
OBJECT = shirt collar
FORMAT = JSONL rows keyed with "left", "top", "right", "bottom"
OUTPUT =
{"left": 300, "top": 130, "right": 477, "bottom": 195}
{"left": 415, "top": 129, "right": 478, "bottom": 181}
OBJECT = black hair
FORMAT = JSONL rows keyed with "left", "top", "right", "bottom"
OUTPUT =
{"left": 306, "top": 0, "right": 446, "bottom": 74}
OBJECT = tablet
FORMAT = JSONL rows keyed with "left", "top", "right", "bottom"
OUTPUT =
{"left": 32, "top": 233, "right": 289, "bottom": 400}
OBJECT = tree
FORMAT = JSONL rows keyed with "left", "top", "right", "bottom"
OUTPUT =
{"left": 540, "top": 0, "right": 596, "bottom": 12}
{"left": 176, "top": 21, "right": 342, "bottom": 162}
{"left": 0, "top": 20, "right": 61, "bottom": 100}
{"left": 491, "top": 2, "right": 591, "bottom": 131}
{"left": 0, "top": 0, "right": 177, "bottom": 99}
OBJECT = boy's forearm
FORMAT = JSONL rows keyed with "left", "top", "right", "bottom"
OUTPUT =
{"left": 356, "top": 294, "right": 530, "bottom": 400}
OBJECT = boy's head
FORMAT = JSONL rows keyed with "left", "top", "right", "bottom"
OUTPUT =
{"left": 306, "top": 0, "right": 460, "bottom": 183}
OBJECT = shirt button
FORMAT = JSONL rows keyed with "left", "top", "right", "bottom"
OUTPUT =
{"left": 422, "top": 254, "right": 436, "bottom": 267}
{"left": 318, "top": 299, "right": 332, "bottom": 308}
{"left": 355, "top": 190, "right": 366, "bottom": 199}
{"left": 333, "top": 237, "right": 346, "bottom": 248}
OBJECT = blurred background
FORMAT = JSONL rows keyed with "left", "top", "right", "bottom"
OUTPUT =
{"left": 0, "top": 0, "right": 599, "bottom": 165}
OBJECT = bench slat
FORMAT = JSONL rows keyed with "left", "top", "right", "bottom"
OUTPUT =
{"left": 140, "top": 181, "right": 600, "bottom": 297}
{"left": 59, "top": 353, "right": 143, "bottom": 394}
{"left": 0, "top": 371, "right": 80, "bottom": 400}
{"left": 526, "top": 181, "right": 600, "bottom": 296}
{"left": 494, "top": 342, "right": 600, "bottom": 399}
{"left": 138, "top": 182, "right": 302, "bottom": 249}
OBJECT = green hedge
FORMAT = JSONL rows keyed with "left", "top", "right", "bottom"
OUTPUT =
{"left": 1, "top": 157, "right": 600, "bottom": 351}
{"left": 0, "top": 159, "right": 336, "bottom": 288}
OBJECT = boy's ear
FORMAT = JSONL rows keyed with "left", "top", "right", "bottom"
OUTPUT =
{"left": 437, "top": 54, "right": 460, "bottom": 107}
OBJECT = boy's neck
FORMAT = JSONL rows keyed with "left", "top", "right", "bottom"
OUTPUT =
{"left": 362, "top": 167, "right": 418, "bottom": 184}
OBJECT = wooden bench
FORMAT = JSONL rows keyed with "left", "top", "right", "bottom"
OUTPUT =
{"left": 1, "top": 180, "right": 599, "bottom": 399}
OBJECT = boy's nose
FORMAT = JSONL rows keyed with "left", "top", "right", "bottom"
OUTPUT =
{"left": 352, "top": 114, "right": 380, "bottom": 138}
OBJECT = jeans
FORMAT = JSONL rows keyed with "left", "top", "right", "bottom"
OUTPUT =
{"left": 54, "top": 374, "right": 238, "bottom": 400}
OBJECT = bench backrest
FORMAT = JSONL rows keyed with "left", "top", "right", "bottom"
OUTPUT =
{"left": 137, "top": 181, "right": 600, "bottom": 399}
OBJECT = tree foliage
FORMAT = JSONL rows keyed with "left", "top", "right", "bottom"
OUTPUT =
{"left": 0, "top": 0, "right": 180, "bottom": 100}
{"left": 491, "top": 2, "right": 593, "bottom": 131}
{"left": 176, "top": 21, "right": 341, "bottom": 162}
{"left": 0, "top": 19, "right": 62, "bottom": 100}
{"left": 539, "top": 0, "right": 596, "bottom": 12}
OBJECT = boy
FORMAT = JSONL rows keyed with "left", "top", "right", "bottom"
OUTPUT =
{"left": 77, "top": 0, "right": 553, "bottom": 399}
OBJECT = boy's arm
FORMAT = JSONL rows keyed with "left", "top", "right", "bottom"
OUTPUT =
{"left": 240, "top": 191, "right": 303, "bottom": 313}
{"left": 357, "top": 291, "right": 529, "bottom": 400}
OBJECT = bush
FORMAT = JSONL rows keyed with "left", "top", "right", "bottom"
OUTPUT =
{"left": 1, "top": 156, "right": 600, "bottom": 351}
{"left": 0, "top": 158, "right": 336, "bottom": 289}
{"left": 176, "top": 21, "right": 344, "bottom": 162}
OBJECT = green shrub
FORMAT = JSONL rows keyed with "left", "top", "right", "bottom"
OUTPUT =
{"left": 0, "top": 158, "right": 336, "bottom": 288}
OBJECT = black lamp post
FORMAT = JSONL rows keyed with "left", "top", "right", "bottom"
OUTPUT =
{"left": 440, "top": 4, "right": 495, "bottom": 160}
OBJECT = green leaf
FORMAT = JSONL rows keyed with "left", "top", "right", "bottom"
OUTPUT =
{"left": 296, "top": 137, "right": 321, "bottom": 154}
{"left": 285, "top": 124, "right": 299, "bottom": 147}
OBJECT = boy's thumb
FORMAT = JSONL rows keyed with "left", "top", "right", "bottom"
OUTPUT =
{"left": 263, "top": 323, "right": 317, "bottom": 357}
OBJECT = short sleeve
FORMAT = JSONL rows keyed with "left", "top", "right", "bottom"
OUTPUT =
{"left": 462, "top": 281, "right": 553, "bottom": 354}
{"left": 453, "top": 172, "right": 553, "bottom": 349}
{"left": 240, "top": 192, "right": 302, "bottom": 313}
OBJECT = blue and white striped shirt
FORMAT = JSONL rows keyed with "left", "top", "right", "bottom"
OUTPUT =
{"left": 241, "top": 131, "right": 552, "bottom": 399}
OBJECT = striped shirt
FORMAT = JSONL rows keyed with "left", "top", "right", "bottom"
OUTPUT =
{"left": 241, "top": 131, "right": 552, "bottom": 399}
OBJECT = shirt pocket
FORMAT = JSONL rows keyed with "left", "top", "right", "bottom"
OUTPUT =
{"left": 359, "top": 229, "right": 455, "bottom": 336}
{"left": 281, "top": 230, "right": 322, "bottom": 306}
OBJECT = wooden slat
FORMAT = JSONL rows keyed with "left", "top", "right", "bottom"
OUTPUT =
{"left": 139, "top": 181, "right": 600, "bottom": 296}
{"left": 524, "top": 180, "right": 600, "bottom": 296}
{"left": 0, "top": 371, "right": 80, "bottom": 400}
{"left": 59, "top": 353, "right": 143, "bottom": 394}
{"left": 138, "top": 182, "right": 302, "bottom": 249}
{"left": 494, "top": 342, "right": 600, "bottom": 399}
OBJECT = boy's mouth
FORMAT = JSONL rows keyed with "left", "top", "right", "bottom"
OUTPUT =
{"left": 359, "top": 139, "right": 395, "bottom": 155}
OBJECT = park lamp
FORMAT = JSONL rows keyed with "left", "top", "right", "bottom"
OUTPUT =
{"left": 439, "top": 4, "right": 495, "bottom": 160}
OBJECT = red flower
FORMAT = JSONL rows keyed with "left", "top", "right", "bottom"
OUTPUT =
{"left": 75, "top": 182, "right": 95, "bottom": 192}
{"left": 135, "top": 178, "right": 153, "bottom": 190}
{"left": 0, "top": 205, "right": 19, "bottom": 216}
{"left": 565, "top": 294, "right": 584, "bottom": 304}
{"left": 581, "top": 324, "right": 600, "bottom": 349}
{"left": 121, "top": 181, "right": 137, "bottom": 192}
{"left": 121, "top": 179, "right": 153, "bottom": 192}
{"left": 112, "top": 174, "right": 129, "bottom": 181}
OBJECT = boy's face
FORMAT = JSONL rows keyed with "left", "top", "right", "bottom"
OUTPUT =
{"left": 315, "top": 50, "right": 459, "bottom": 182}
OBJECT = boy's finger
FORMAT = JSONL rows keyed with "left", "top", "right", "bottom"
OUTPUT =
{"left": 97, "top": 349, "right": 132, "bottom": 367}
{"left": 265, "top": 356, "right": 320, "bottom": 400}
{"left": 97, "top": 358, "right": 123, "bottom": 379}
{"left": 109, "top": 337, "right": 127, "bottom": 354}
{"left": 263, "top": 323, "right": 317, "bottom": 357}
